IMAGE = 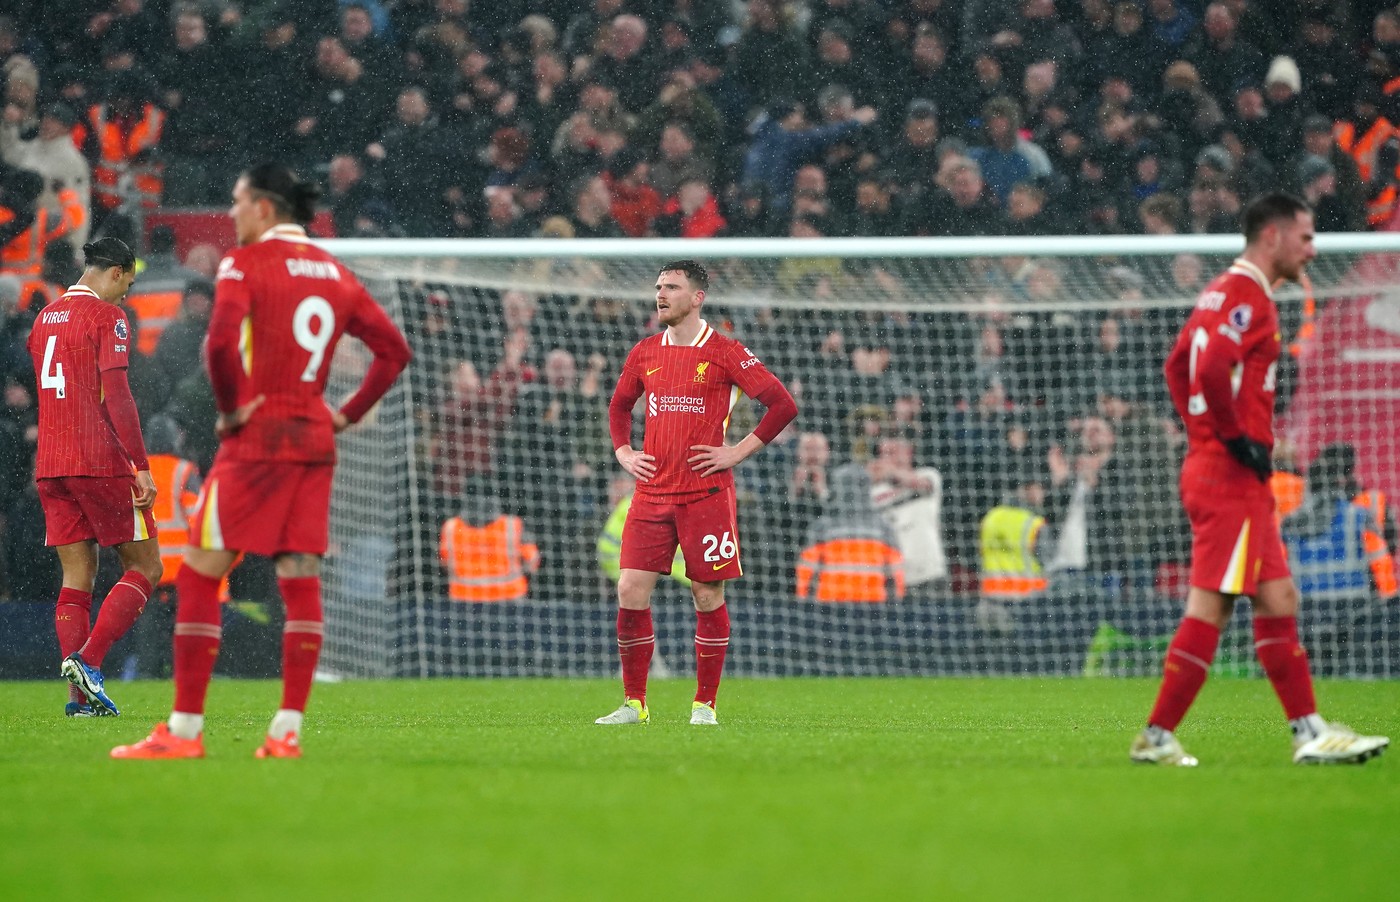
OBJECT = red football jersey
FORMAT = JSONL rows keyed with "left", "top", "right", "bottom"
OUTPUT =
{"left": 208, "top": 224, "right": 408, "bottom": 463}
{"left": 1164, "top": 258, "right": 1282, "bottom": 458}
{"left": 27, "top": 285, "right": 136, "bottom": 478}
{"left": 613, "top": 321, "right": 783, "bottom": 502}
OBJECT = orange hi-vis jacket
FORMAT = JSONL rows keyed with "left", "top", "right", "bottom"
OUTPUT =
{"left": 77, "top": 102, "right": 164, "bottom": 211}
{"left": 1, "top": 205, "right": 67, "bottom": 277}
{"left": 126, "top": 282, "right": 184, "bottom": 355}
{"left": 439, "top": 515, "right": 540, "bottom": 602}
{"left": 796, "top": 537, "right": 906, "bottom": 603}
{"left": 1353, "top": 490, "right": 1399, "bottom": 598}
{"left": 1335, "top": 116, "right": 1400, "bottom": 225}
{"left": 149, "top": 454, "right": 200, "bottom": 585}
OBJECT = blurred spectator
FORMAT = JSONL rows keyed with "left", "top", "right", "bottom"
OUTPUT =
{"left": 723, "top": 181, "right": 775, "bottom": 237}
{"left": 741, "top": 98, "right": 875, "bottom": 210}
{"left": 366, "top": 85, "right": 452, "bottom": 236}
{"left": 431, "top": 330, "right": 530, "bottom": 501}
{"left": 1184, "top": 2, "right": 1267, "bottom": 101}
{"left": 1293, "top": 11, "right": 1358, "bottom": 121}
{"left": 590, "top": 14, "right": 660, "bottom": 113}
{"left": 1045, "top": 414, "right": 1133, "bottom": 582}
{"left": 868, "top": 425, "right": 947, "bottom": 590}
{"left": 796, "top": 462, "right": 905, "bottom": 603}
{"left": 519, "top": 50, "right": 574, "bottom": 151}
{"left": 808, "top": 19, "right": 884, "bottom": 109}
{"left": 1297, "top": 154, "right": 1366, "bottom": 233}
{"left": 155, "top": 6, "right": 235, "bottom": 206}
{"left": 732, "top": 0, "right": 810, "bottom": 109}
{"left": 1293, "top": 114, "right": 1366, "bottom": 225}
{"left": 567, "top": 173, "right": 624, "bottom": 238}
{"left": 890, "top": 25, "right": 968, "bottom": 133}
{"left": 2, "top": 103, "right": 92, "bottom": 248}
{"left": 151, "top": 277, "right": 213, "bottom": 393}
{"left": 653, "top": 178, "right": 726, "bottom": 238}
{"left": 884, "top": 98, "right": 941, "bottom": 199}
{"left": 74, "top": 68, "right": 164, "bottom": 222}
{"left": 787, "top": 429, "right": 831, "bottom": 536}
{"left": 501, "top": 348, "right": 589, "bottom": 600}
{"left": 294, "top": 36, "right": 383, "bottom": 167}
{"left": 650, "top": 121, "right": 712, "bottom": 201}
{"left": 1005, "top": 181, "right": 1055, "bottom": 235}
{"left": 339, "top": 2, "right": 398, "bottom": 75}
{"left": 849, "top": 172, "right": 899, "bottom": 237}
{"left": 182, "top": 243, "right": 221, "bottom": 281}
{"left": 326, "top": 153, "right": 394, "bottom": 237}
{"left": 633, "top": 69, "right": 722, "bottom": 164}
{"left": 603, "top": 147, "right": 661, "bottom": 237}
{"left": 1261, "top": 55, "right": 1310, "bottom": 160}
{"left": 903, "top": 156, "right": 1003, "bottom": 236}
{"left": 1146, "top": 0, "right": 1196, "bottom": 52}
{"left": 483, "top": 188, "right": 530, "bottom": 239}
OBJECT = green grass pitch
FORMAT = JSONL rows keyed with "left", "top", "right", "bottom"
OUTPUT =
{"left": 2, "top": 677, "right": 1397, "bottom": 901}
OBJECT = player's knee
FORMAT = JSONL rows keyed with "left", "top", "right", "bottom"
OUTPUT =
{"left": 691, "top": 582, "right": 724, "bottom": 612}
{"left": 617, "top": 570, "right": 655, "bottom": 608}
{"left": 275, "top": 553, "right": 322, "bottom": 579}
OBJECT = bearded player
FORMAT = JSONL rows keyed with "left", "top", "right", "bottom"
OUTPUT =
{"left": 597, "top": 260, "right": 797, "bottom": 726}
{"left": 112, "top": 163, "right": 411, "bottom": 759}
{"left": 1131, "top": 192, "right": 1388, "bottom": 766}
{"left": 31, "top": 237, "right": 163, "bottom": 717}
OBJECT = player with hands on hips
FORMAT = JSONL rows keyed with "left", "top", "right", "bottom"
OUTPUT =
{"left": 598, "top": 260, "right": 797, "bottom": 726}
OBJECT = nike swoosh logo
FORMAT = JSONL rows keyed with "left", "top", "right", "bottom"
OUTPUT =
{"left": 699, "top": 653, "right": 722, "bottom": 658}
{"left": 646, "top": 367, "right": 662, "bottom": 375}
{"left": 712, "top": 560, "right": 735, "bottom": 571}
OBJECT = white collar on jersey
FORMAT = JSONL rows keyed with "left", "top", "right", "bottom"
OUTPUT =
{"left": 1227, "top": 258, "right": 1274, "bottom": 300}
{"left": 258, "top": 223, "right": 311, "bottom": 244}
{"left": 63, "top": 284, "right": 101, "bottom": 300}
{"left": 661, "top": 319, "right": 714, "bottom": 347}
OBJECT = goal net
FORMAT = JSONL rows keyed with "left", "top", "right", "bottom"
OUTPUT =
{"left": 317, "top": 234, "right": 1400, "bottom": 681}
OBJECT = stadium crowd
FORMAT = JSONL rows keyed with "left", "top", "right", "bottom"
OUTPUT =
{"left": 2, "top": 1, "right": 1399, "bottom": 610}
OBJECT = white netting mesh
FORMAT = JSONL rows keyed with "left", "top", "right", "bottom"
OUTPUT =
{"left": 320, "top": 236, "right": 1400, "bottom": 680}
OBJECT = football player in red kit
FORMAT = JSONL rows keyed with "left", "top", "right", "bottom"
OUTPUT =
{"left": 597, "top": 260, "right": 797, "bottom": 726}
{"left": 31, "top": 237, "right": 163, "bottom": 717}
{"left": 1132, "top": 192, "right": 1388, "bottom": 766}
{"left": 113, "top": 163, "right": 411, "bottom": 760}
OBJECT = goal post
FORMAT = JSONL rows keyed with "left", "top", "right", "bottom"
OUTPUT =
{"left": 317, "top": 233, "right": 1400, "bottom": 680}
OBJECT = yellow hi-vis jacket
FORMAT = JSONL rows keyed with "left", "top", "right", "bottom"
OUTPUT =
{"left": 597, "top": 494, "right": 690, "bottom": 586}
{"left": 979, "top": 506, "right": 1048, "bottom": 599}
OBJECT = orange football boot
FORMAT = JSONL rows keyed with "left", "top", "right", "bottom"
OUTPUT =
{"left": 255, "top": 732, "right": 302, "bottom": 759}
{"left": 111, "top": 723, "right": 205, "bottom": 759}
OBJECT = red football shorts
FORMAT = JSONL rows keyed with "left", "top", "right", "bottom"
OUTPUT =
{"left": 620, "top": 486, "right": 742, "bottom": 583}
{"left": 188, "top": 456, "right": 334, "bottom": 556}
{"left": 38, "top": 475, "right": 157, "bottom": 547}
{"left": 1180, "top": 453, "right": 1289, "bottom": 597}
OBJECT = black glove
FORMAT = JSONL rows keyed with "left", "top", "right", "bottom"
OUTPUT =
{"left": 1224, "top": 435, "right": 1272, "bottom": 482}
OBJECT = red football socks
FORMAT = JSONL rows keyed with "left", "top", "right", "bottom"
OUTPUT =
{"left": 80, "top": 571, "right": 152, "bottom": 667}
{"left": 1148, "top": 616, "right": 1220, "bottom": 731}
{"left": 56, "top": 587, "right": 92, "bottom": 704}
{"left": 173, "top": 567, "right": 223, "bottom": 715}
{"left": 278, "top": 577, "right": 324, "bottom": 712}
{"left": 56, "top": 587, "right": 92, "bottom": 659}
{"left": 1254, "top": 616, "right": 1318, "bottom": 720}
{"left": 617, "top": 607, "right": 654, "bottom": 705}
{"left": 694, "top": 604, "right": 730, "bottom": 707}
